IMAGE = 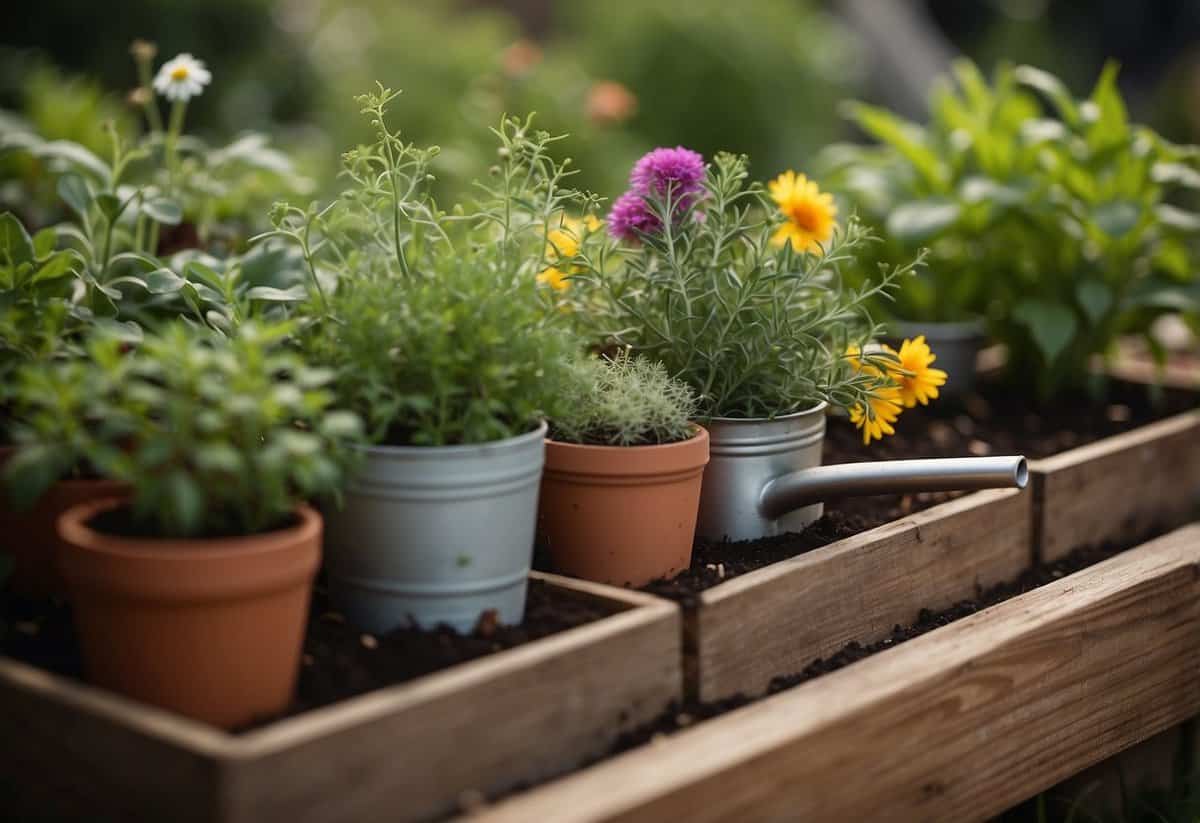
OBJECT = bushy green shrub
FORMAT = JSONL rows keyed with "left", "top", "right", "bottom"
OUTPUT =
{"left": 823, "top": 60, "right": 1200, "bottom": 398}
{"left": 575, "top": 151, "right": 917, "bottom": 424}
{"left": 270, "top": 87, "right": 590, "bottom": 446}
{"left": 550, "top": 352, "right": 697, "bottom": 447}
{"left": 4, "top": 322, "right": 362, "bottom": 537}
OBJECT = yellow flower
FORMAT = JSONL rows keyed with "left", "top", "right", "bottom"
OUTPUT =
{"left": 768, "top": 171, "right": 837, "bottom": 254}
{"left": 883, "top": 336, "right": 948, "bottom": 408}
{"left": 536, "top": 266, "right": 570, "bottom": 292}
{"left": 545, "top": 227, "right": 580, "bottom": 262}
{"left": 849, "top": 385, "right": 904, "bottom": 445}
{"left": 538, "top": 215, "right": 600, "bottom": 292}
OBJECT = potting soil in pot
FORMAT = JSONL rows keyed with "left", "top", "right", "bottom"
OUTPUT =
{"left": 617, "top": 378, "right": 1197, "bottom": 602}
{"left": 0, "top": 578, "right": 613, "bottom": 731}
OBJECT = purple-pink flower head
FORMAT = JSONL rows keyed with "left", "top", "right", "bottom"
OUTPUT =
{"left": 608, "top": 189, "right": 661, "bottom": 243}
{"left": 629, "top": 146, "right": 706, "bottom": 202}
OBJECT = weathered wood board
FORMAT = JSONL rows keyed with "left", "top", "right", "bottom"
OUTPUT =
{"left": 0, "top": 572, "right": 682, "bottom": 823}
{"left": 469, "top": 523, "right": 1200, "bottom": 823}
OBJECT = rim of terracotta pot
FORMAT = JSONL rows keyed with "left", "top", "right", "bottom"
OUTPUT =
{"left": 544, "top": 425, "right": 709, "bottom": 477}
{"left": 57, "top": 497, "right": 321, "bottom": 602}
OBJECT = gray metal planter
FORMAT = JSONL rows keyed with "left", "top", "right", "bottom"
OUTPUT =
{"left": 324, "top": 422, "right": 547, "bottom": 634}
{"left": 698, "top": 405, "right": 1026, "bottom": 541}
{"left": 890, "top": 318, "right": 988, "bottom": 398}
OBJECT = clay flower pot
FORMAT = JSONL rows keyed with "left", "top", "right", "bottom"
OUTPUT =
{"left": 57, "top": 498, "right": 321, "bottom": 730}
{"left": 0, "top": 446, "right": 127, "bottom": 597}
{"left": 538, "top": 427, "right": 709, "bottom": 587}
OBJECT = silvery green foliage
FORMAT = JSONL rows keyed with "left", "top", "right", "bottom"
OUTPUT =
{"left": 3, "top": 322, "right": 363, "bottom": 538}
{"left": 262, "top": 87, "right": 598, "bottom": 446}
{"left": 575, "top": 152, "right": 918, "bottom": 420}
{"left": 551, "top": 351, "right": 698, "bottom": 447}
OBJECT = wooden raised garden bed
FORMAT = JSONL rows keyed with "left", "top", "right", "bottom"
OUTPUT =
{"left": 1029, "top": 408, "right": 1200, "bottom": 562}
{"left": 0, "top": 572, "right": 681, "bottom": 823}
{"left": 468, "top": 522, "right": 1200, "bottom": 822}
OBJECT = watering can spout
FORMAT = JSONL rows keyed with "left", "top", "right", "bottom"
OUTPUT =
{"left": 758, "top": 456, "right": 1028, "bottom": 521}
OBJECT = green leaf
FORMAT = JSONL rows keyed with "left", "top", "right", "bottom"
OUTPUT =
{"left": 1156, "top": 205, "right": 1200, "bottom": 233}
{"left": 885, "top": 199, "right": 960, "bottom": 242}
{"left": 1150, "top": 162, "right": 1200, "bottom": 190}
{"left": 1014, "top": 65, "right": 1081, "bottom": 127}
{"left": 1014, "top": 299, "right": 1077, "bottom": 364}
{"left": 1020, "top": 118, "right": 1068, "bottom": 145}
{"left": 320, "top": 411, "right": 364, "bottom": 439}
{"left": 95, "top": 193, "right": 121, "bottom": 223}
{"left": 57, "top": 174, "right": 92, "bottom": 220}
{"left": 35, "top": 140, "right": 112, "bottom": 184}
{"left": 165, "top": 470, "right": 205, "bottom": 535}
{"left": 31, "top": 250, "right": 83, "bottom": 284}
{"left": 245, "top": 285, "right": 308, "bottom": 303}
{"left": 92, "top": 319, "right": 144, "bottom": 344}
{"left": 142, "top": 197, "right": 183, "bottom": 226}
{"left": 108, "top": 252, "right": 163, "bottom": 273}
{"left": 843, "top": 102, "right": 948, "bottom": 191}
{"left": 145, "top": 268, "right": 187, "bottom": 294}
{"left": 959, "top": 176, "right": 1026, "bottom": 207}
{"left": 1076, "top": 281, "right": 1112, "bottom": 326}
{"left": 0, "top": 212, "right": 35, "bottom": 265}
{"left": 1086, "top": 60, "right": 1129, "bottom": 151}
{"left": 1092, "top": 201, "right": 1140, "bottom": 237}
{"left": 32, "top": 227, "right": 57, "bottom": 259}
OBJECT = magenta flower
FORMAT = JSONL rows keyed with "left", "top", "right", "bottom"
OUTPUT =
{"left": 629, "top": 146, "right": 706, "bottom": 202}
{"left": 608, "top": 190, "right": 661, "bottom": 242}
{"left": 609, "top": 146, "right": 707, "bottom": 243}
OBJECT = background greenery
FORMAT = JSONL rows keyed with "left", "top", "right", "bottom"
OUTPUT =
{"left": 7, "top": 1, "right": 1195, "bottom": 206}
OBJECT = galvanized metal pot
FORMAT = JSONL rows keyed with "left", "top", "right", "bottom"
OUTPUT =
{"left": 324, "top": 422, "right": 547, "bottom": 634}
{"left": 698, "top": 406, "right": 1027, "bottom": 542}
{"left": 698, "top": 406, "right": 829, "bottom": 541}
{"left": 890, "top": 318, "right": 988, "bottom": 398}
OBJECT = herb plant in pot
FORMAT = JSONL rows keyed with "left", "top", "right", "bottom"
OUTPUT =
{"left": 0, "top": 212, "right": 128, "bottom": 595}
{"left": 272, "top": 90, "right": 586, "bottom": 633}
{"left": 540, "top": 352, "right": 708, "bottom": 587}
{"left": 5, "top": 323, "right": 362, "bottom": 729}
{"left": 575, "top": 148, "right": 1024, "bottom": 541}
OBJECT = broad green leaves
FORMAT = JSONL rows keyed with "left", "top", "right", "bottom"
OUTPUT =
{"left": 1014, "top": 299, "right": 1077, "bottom": 364}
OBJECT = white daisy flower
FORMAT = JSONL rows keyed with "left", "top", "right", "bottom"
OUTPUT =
{"left": 153, "top": 53, "right": 212, "bottom": 103}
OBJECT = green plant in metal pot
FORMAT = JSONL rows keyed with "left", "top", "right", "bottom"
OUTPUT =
{"left": 571, "top": 147, "right": 1029, "bottom": 544}
{"left": 2, "top": 320, "right": 363, "bottom": 729}
{"left": 260, "top": 86, "right": 595, "bottom": 633}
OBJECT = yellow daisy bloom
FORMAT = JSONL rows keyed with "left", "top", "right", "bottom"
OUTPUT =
{"left": 884, "top": 336, "right": 948, "bottom": 408}
{"left": 768, "top": 171, "right": 837, "bottom": 254}
{"left": 536, "top": 266, "right": 570, "bottom": 292}
{"left": 849, "top": 384, "right": 904, "bottom": 445}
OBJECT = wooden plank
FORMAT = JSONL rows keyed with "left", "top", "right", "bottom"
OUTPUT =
{"left": 693, "top": 487, "right": 1032, "bottom": 702}
{"left": 468, "top": 523, "right": 1200, "bottom": 823}
{"left": 1031, "top": 410, "right": 1200, "bottom": 562}
{"left": 0, "top": 574, "right": 682, "bottom": 823}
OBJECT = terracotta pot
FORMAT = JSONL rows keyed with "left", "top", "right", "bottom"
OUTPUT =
{"left": 538, "top": 427, "right": 709, "bottom": 587}
{"left": 57, "top": 498, "right": 321, "bottom": 730}
{"left": 0, "top": 447, "right": 127, "bottom": 597}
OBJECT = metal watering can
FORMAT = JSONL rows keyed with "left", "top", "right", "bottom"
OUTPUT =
{"left": 697, "top": 403, "right": 1028, "bottom": 541}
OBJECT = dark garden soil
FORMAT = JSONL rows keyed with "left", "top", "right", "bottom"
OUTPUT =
{"left": 0, "top": 577, "right": 615, "bottom": 731}
{"left": 632, "top": 378, "right": 1197, "bottom": 603}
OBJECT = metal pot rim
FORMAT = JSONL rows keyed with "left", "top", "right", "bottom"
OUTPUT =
{"left": 356, "top": 419, "right": 549, "bottom": 457}
{"left": 708, "top": 401, "right": 828, "bottom": 425}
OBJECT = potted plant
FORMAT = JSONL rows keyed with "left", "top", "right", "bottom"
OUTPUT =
{"left": 568, "top": 149, "right": 1025, "bottom": 541}
{"left": 4, "top": 322, "right": 362, "bottom": 728}
{"left": 540, "top": 351, "right": 708, "bottom": 587}
{"left": 821, "top": 60, "right": 1200, "bottom": 398}
{"left": 266, "top": 88, "right": 588, "bottom": 633}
